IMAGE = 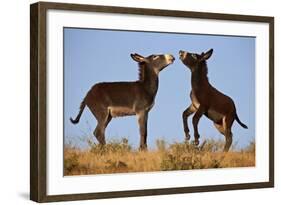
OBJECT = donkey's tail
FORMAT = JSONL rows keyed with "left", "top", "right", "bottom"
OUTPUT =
{"left": 235, "top": 113, "right": 248, "bottom": 129}
{"left": 70, "top": 100, "right": 86, "bottom": 124}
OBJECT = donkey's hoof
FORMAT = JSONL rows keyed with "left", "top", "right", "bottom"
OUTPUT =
{"left": 185, "top": 133, "right": 191, "bottom": 141}
{"left": 192, "top": 140, "right": 200, "bottom": 146}
{"left": 139, "top": 145, "right": 148, "bottom": 151}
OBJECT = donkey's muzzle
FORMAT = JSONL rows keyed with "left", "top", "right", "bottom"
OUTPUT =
{"left": 165, "top": 54, "right": 175, "bottom": 64}
{"left": 179, "top": 50, "right": 187, "bottom": 60}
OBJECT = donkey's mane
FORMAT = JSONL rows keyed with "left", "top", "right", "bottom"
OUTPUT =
{"left": 194, "top": 61, "right": 209, "bottom": 82}
{"left": 138, "top": 63, "right": 146, "bottom": 82}
{"left": 200, "top": 61, "right": 208, "bottom": 76}
{"left": 193, "top": 61, "right": 209, "bottom": 84}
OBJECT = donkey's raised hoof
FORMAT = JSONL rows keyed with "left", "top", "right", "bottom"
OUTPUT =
{"left": 184, "top": 133, "right": 191, "bottom": 141}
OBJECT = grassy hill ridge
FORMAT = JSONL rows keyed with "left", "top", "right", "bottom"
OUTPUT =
{"left": 64, "top": 138, "right": 255, "bottom": 176}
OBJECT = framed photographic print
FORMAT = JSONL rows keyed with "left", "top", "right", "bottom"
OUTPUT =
{"left": 30, "top": 1, "right": 274, "bottom": 202}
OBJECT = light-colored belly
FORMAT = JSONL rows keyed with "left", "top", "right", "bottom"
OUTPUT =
{"left": 206, "top": 109, "right": 223, "bottom": 123}
{"left": 108, "top": 106, "right": 135, "bottom": 117}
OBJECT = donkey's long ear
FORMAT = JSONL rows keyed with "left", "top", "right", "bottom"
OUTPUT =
{"left": 130, "top": 53, "right": 145, "bottom": 63}
{"left": 202, "top": 49, "right": 213, "bottom": 60}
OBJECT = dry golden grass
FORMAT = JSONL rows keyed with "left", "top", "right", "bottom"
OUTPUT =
{"left": 64, "top": 138, "right": 255, "bottom": 176}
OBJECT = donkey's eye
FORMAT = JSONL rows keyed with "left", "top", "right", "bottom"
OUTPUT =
{"left": 191, "top": 54, "right": 197, "bottom": 59}
{"left": 152, "top": 55, "right": 159, "bottom": 60}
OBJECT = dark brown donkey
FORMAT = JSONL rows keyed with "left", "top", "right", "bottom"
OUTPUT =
{"left": 179, "top": 49, "right": 248, "bottom": 152}
{"left": 70, "top": 53, "right": 175, "bottom": 150}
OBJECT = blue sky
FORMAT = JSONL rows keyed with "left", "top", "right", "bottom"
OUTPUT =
{"left": 64, "top": 28, "right": 255, "bottom": 149}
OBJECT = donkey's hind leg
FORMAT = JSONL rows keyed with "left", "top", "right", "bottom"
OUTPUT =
{"left": 224, "top": 130, "right": 233, "bottom": 152}
{"left": 93, "top": 110, "right": 112, "bottom": 145}
{"left": 222, "top": 116, "right": 234, "bottom": 152}
{"left": 214, "top": 122, "right": 225, "bottom": 135}
{"left": 182, "top": 104, "right": 195, "bottom": 141}
{"left": 214, "top": 122, "right": 231, "bottom": 152}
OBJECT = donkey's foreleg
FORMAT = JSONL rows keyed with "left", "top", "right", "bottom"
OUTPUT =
{"left": 182, "top": 105, "right": 195, "bottom": 141}
{"left": 192, "top": 107, "right": 204, "bottom": 145}
{"left": 137, "top": 111, "right": 148, "bottom": 151}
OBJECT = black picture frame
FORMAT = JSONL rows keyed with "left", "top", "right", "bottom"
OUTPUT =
{"left": 30, "top": 1, "right": 274, "bottom": 202}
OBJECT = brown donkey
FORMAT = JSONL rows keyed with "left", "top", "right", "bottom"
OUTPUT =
{"left": 179, "top": 49, "right": 248, "bottom": 152}
{"left": 70, "top": 53, "right": 175, "bottom": 150}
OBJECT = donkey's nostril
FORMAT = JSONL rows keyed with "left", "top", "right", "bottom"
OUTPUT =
{"left": 179, "top": 51, "right": 184, "bottom": 59}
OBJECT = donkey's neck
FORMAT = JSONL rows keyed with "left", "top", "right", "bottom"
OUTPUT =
{"left": 191, "top": 62, "right": 210, "bottom": 91}
{"left": 140, "top": 65, "right": 159, "bottom": 97}
{"left": 143, "top": 71, "right": 159, "bottom": 97}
